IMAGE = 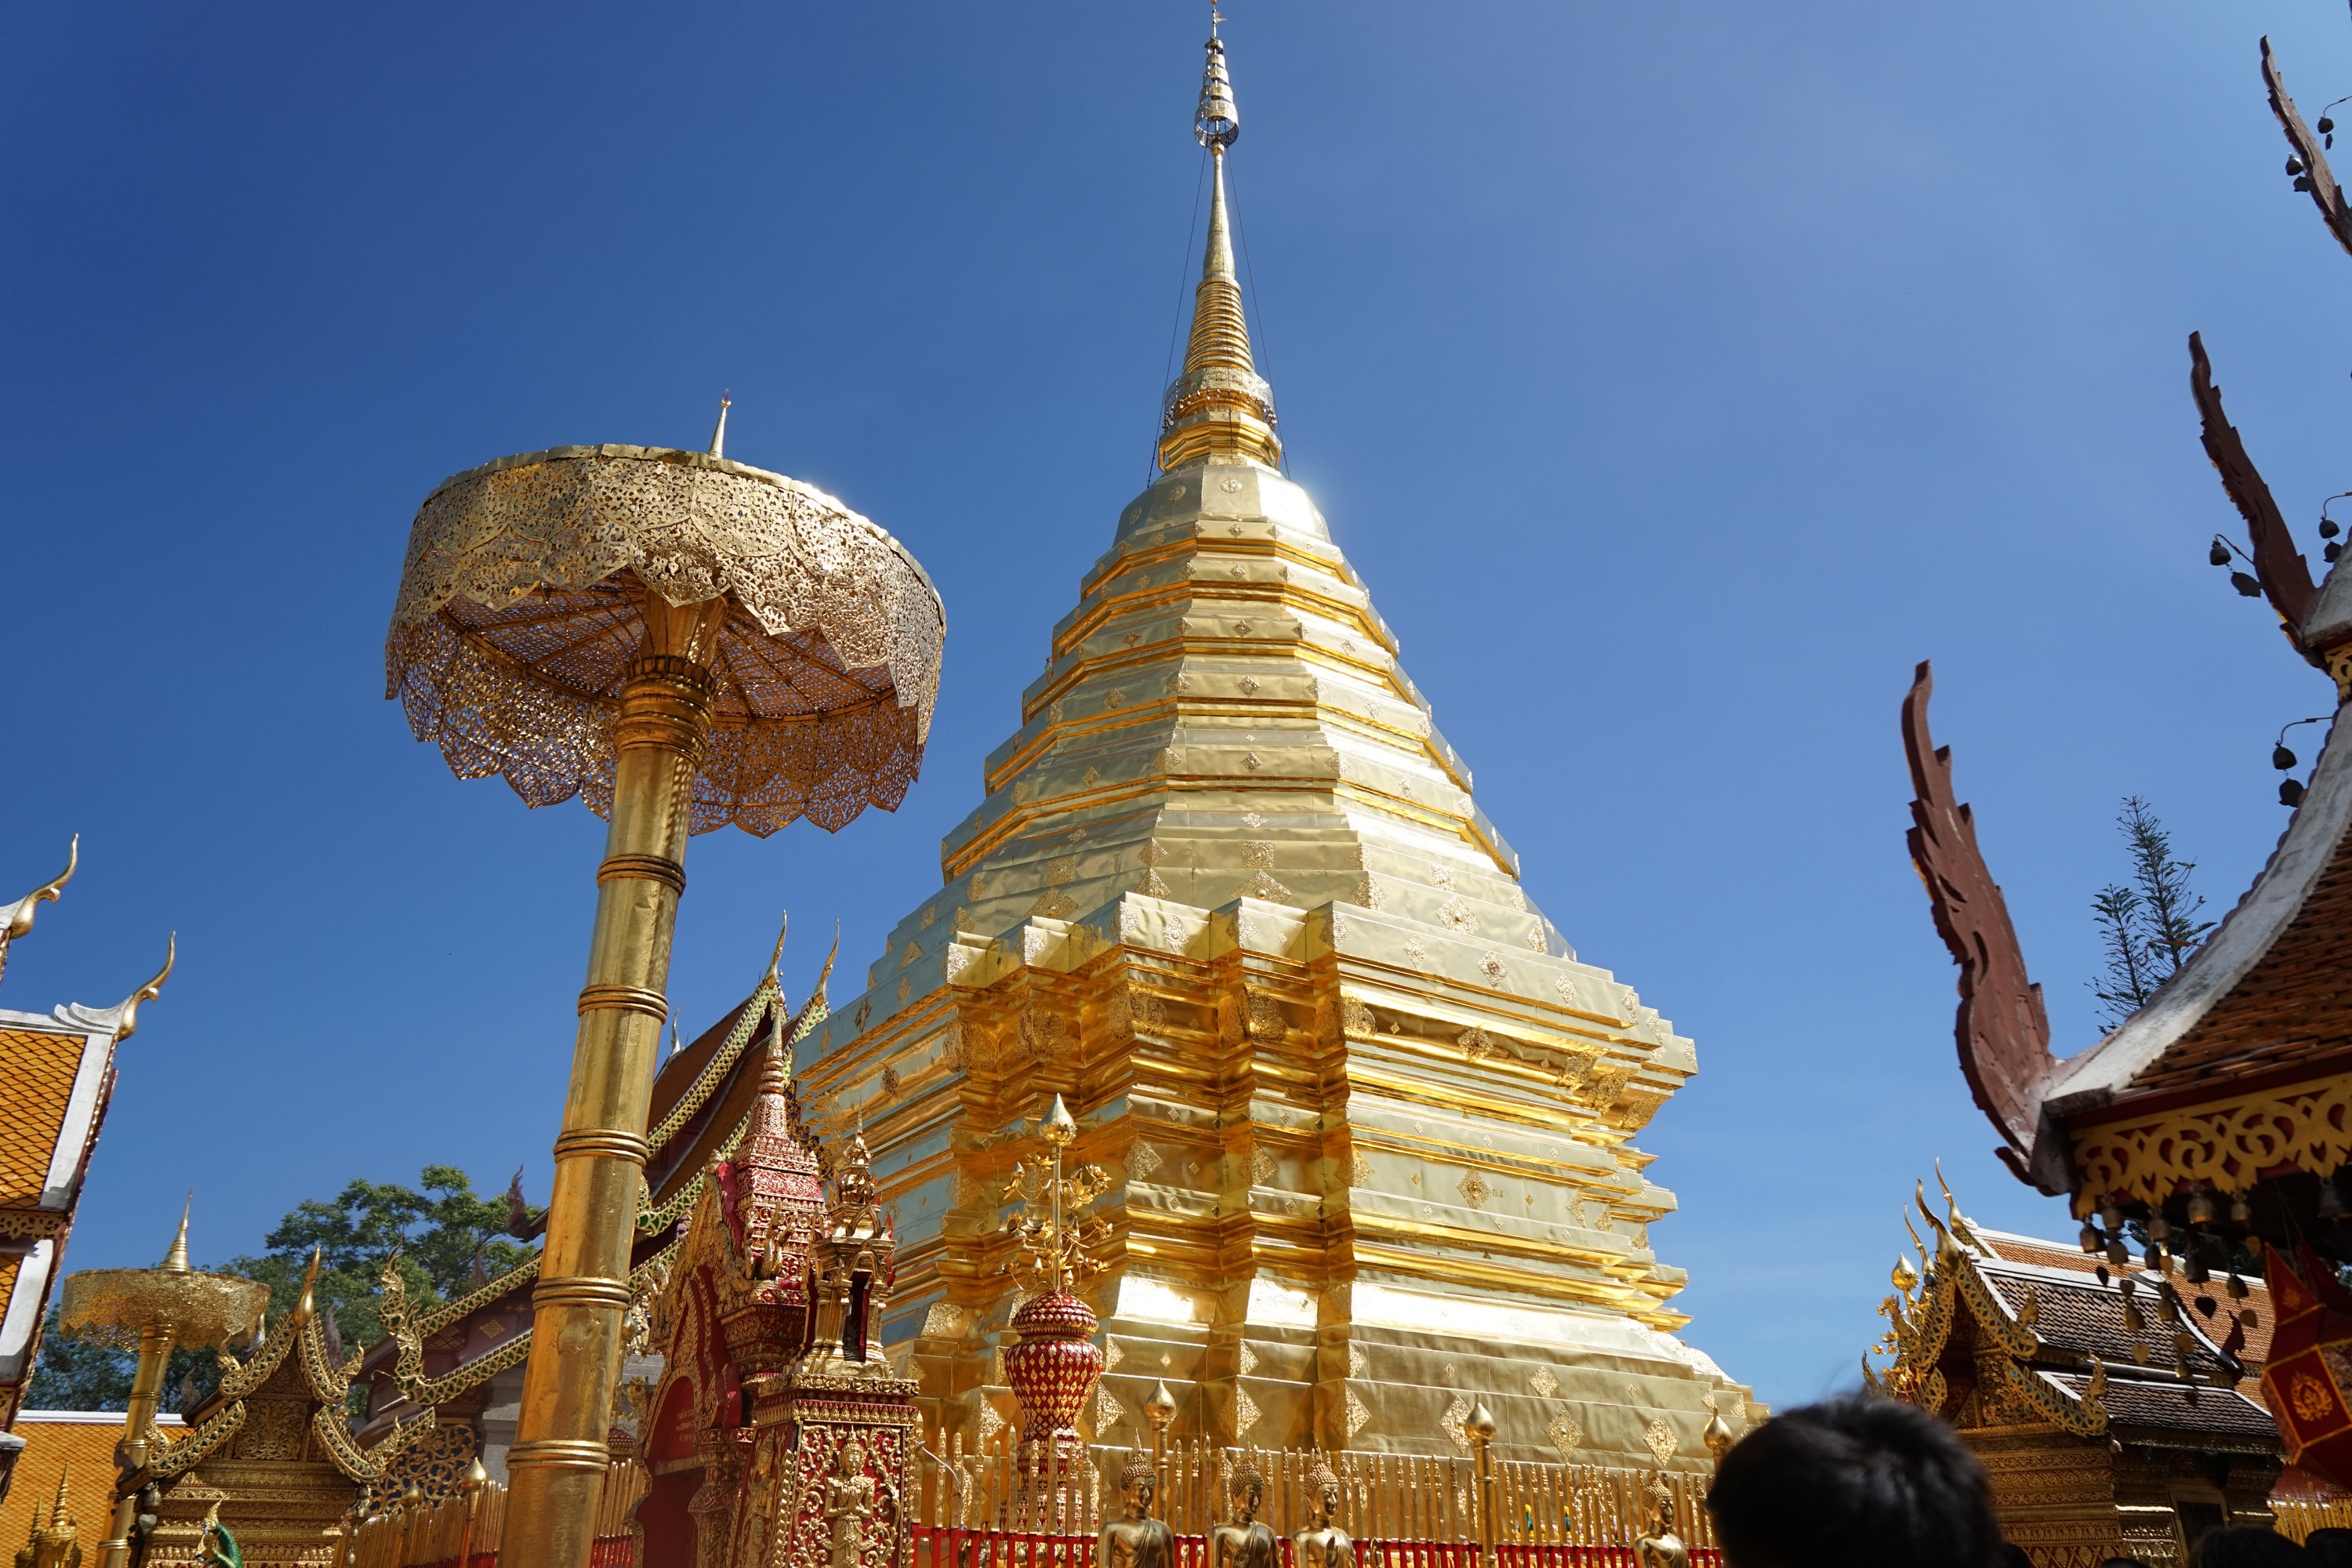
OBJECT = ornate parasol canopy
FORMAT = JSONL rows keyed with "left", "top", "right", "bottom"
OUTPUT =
{"left": 386, "top": 444, "right": 946, "bottom": 836}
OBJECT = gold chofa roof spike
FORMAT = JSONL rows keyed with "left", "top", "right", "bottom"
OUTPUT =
{"left": 1159, "top": 18, "right": 1281, "bottom": 474}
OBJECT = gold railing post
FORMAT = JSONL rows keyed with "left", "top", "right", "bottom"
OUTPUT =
{"left": 504, "top": 611, "right": 722, "bottom": 1568}
{"left": 1465, "top": 1403, "right": 1497, "bottom": 1568}
{"left": 1145, "top": 1381, "right": 1178, "bottom": 1520}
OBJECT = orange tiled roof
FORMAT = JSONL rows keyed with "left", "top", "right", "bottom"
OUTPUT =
{"left": 0, "top": 1029, "right": 85, "bottom": 1206}
{"left": 0, "top": 1415, "right": 183, "bottom": 1557}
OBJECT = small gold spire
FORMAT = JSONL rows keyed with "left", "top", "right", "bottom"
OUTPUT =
{"left": 160, "top": 1195, "right": 193, "bottom": 1272}
{"left": 1159, "top": 22, "right": 1280, "bottom": 474}
{"left": 709, "top": 395, "right": 731, "bottom": 459}
{"left": 49, "top": 1468, "right": 70, "bottom": 1527}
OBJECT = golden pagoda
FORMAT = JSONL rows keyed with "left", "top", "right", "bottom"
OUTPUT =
{"left": 789, "top": 21, "right": 1757, "bottom": 1473}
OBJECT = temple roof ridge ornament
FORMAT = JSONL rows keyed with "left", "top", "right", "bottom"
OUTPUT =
{"left": 1159, "top": 17, "right": 1280, "bottom": 474}
{"left": 0, "top": 836, "right": 76, "bottom": 984}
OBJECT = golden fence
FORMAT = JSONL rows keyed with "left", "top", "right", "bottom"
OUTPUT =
{"left": 346, "top": 1461, "right": 648, "bottom": 1568}
{"left": 907, "top": 1428, "right": 1719, "bottom": 1555}
{"left": 2274, "top": 1495, "right": 2352, "bottom": 1544}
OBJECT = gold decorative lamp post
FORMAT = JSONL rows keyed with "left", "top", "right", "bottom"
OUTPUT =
{"left": 386, "top": 433, "right": 946, "bottom": 1568}
{"left": 59, "top": 1203, "right": 268, "bottom": 1568}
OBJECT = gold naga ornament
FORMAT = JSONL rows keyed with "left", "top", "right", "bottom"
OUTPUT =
{"left": 385, "top": 401, "right": 945, "bottom": 1568}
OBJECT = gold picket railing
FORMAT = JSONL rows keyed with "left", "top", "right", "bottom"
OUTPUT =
{"left": 2274, "top": 1495, "right": 2352, "bottom": 1544}
{"left": 908, "top": 1428, "right": 1718, "bottom": 1554}
{"left": 346, "top": 1461, "right": 648, "bottom": 1568}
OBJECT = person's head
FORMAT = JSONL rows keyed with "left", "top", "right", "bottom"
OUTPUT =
{"left": 2303, "top": 1527, "right": 2352, "bottom": 1568}
{"left": 2191, "top": 1527, "right": 2311, "bottom": 1567}
{"left": 1704, "top": 1394, "right": 2001, "bottom": 1568}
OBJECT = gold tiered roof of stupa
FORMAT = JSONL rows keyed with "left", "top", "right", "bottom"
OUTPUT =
{"left": 792, "top": 22, "right": 1755, "bottom": 1472}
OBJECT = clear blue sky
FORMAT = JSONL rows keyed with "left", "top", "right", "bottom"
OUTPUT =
{"left": 6, "top": 1, "right": 2348, "bottom": 1413}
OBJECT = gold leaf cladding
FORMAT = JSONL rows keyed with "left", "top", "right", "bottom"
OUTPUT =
{"left": 921, "top": 1303, "right": 969, "bottom": 1338}
{"left": 1094, "top": 1383, "right": 1127, "bottom": 1430}
{"left": 1047, "top": 856, "right": 1077, "bottom": 886}
{"left": 1457, "top": 1171, "right": 1491, "bottom": 1209}
{"left": 1350, "top": 1150, "right": 1374, "bottom": 1188}
{"left": 1441, "top": 1396, "right": 1472, "bottom": 1451}
{"left": 1526, "top": 925, "right": 1548, "bottom": 952}
{"left": 1530, "top": 1367, "right": 1558, "bottom": 1398}
{"left": 1402, "top": 937, "right": 1428, "bottom": 971}
{"left": 1243, "top": 840, "right": 1276, "bottom": 869}
{"left": 1458, "top": 1028, "right": 1492, "bottom": 1062}
{"left": 1643, "top": 1417, "right": 1678, "bottom": 1468}
{"left": 1237, "top": 1341, "right": 1259, "bottom": 1377}
{"left": 1246, "top": 993, "right": 1283, "bottom": 1040}
{"left": 1250, "top": 1147, "right": 1279, "bottom": 1187}
{"left": 1480, "top": 953, "right": 1508, "bottom": 985}
{"left": 1030, "top": 889, "right": 1077, "bottom": 919}
{"left": 1344, "top": 1388, "right": 1371, "bottom": 1440}
{"left": 1341, "top": 995, "right": 1374, "bottom": 1040}
{"left": 1128, "top": 1141, "right": 1164, "bottom": 1181}
{"left": 1431, "top": 865, "right": 1456, "bottom": 893}
{"left": 1233, "top": 1385, "right": 1262, "bottom": 1433}
{"left": 1547, "top": 1410, "right": 1583, "bottom": 1461}
{"left": 1437, "top": 896, "right": 1479, "bottom": 934}
{"left": 1105, "top": 1338, "right": 1124, "bottom": 1374}
{"left": 1348, "top": 1343, "right": 1368, "bottom": 1378}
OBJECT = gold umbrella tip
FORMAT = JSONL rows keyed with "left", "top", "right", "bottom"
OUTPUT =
{"left": 1042, "top": 1094, "right": 1078, "bottom": 1147}
{"left": 1465, "top": 1401, "right": 1498, "bottom": 1442}
{"left": 159, "top": 1193, "right": 193, "bottom": 1272}
{"left": 1145, "top": 1380, "right": 1178, "bottom": 1425}
{"left": 710, "top": 394, "right": 731, "bottom": 459}
{"left": 463, "top": 1457, "right": 488, "bottom": 1490}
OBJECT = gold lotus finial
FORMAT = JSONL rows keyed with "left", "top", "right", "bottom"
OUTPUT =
{"left": 161, "top": 1194, "right": 193, "bottom": 1272}
{"left": 1041, "top": 1094, "right": 1078, "bottom": 1148}
{"left": 1892, "top": 1255, "right": 1920, "bottom": 1294}
{"left": 710, "top": 394, "right": 731, "bottom": 459}
{"left": 1160, "top": 16, "right": 1280, "bottom": 474}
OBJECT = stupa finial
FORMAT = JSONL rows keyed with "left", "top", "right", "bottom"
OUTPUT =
{"left": 1160, "top": 15, "right": 1280, "bottom": 473}
{"left": 709, "top": 394, "right": 731, "bottom": 459}
{"left": 160, "top": 1194, "right": 193, "bottom": 1272}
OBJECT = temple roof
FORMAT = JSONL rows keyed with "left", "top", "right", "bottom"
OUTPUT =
{"left": 0, "top": 846, "right": 172, "bottom": 1426}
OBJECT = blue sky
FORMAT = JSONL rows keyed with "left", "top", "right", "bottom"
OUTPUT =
{"left": 6, "top": 1, "right": 2350, "bottom": 1413}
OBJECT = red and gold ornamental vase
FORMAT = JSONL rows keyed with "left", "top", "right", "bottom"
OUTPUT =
{"left": 1004, "top": 1290, "right": 1102, "bottom": 1453}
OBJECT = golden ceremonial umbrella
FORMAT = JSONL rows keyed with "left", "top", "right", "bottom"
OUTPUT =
{"left": 383, "top": 427, "right": 945, "bottom": 1568}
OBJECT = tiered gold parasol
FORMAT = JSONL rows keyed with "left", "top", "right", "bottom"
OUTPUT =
{"left": 60, "top": 1203, "right": 268, "bottom": 1568}
{"left": 384, "top": 430, "right": 946, "bottom": 1568}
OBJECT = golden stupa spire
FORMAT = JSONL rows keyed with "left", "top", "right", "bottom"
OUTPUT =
{"left": 1158, "top": 11, "right": 1282, "bottom": 473}
{"left": 159, "top": 1194, "right": 192, "bottom": 1272}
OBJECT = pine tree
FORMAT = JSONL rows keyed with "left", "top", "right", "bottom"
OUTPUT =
{"left": 2087, "top": 797, "right": 2216, "bottom": 1031}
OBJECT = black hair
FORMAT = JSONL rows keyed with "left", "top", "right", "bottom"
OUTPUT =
{"left": 1704, "top": 1394, "right": 2002, "bottom": 1568}
{"left": 2194, "top": 1528, "right": 2314, "bottom": 1566}
{"left": 2304, "top": 1527, "right": 2352, "bottom": 1568}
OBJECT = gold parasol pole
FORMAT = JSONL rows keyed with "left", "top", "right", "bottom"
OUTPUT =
{"left": 503, "top": 596, "right": 726, "bottom": 1568}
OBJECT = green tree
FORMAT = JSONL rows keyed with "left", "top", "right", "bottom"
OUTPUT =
{"left": 2088, "top": 797, "right": 2216, "bottom": 1031}
{"left": 22, "top": 1167, "right": 535, "bottom": 1414}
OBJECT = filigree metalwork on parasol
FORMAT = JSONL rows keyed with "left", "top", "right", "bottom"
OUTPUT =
{"left": 386, "top": 445, "right": 947, "bottom": 837}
